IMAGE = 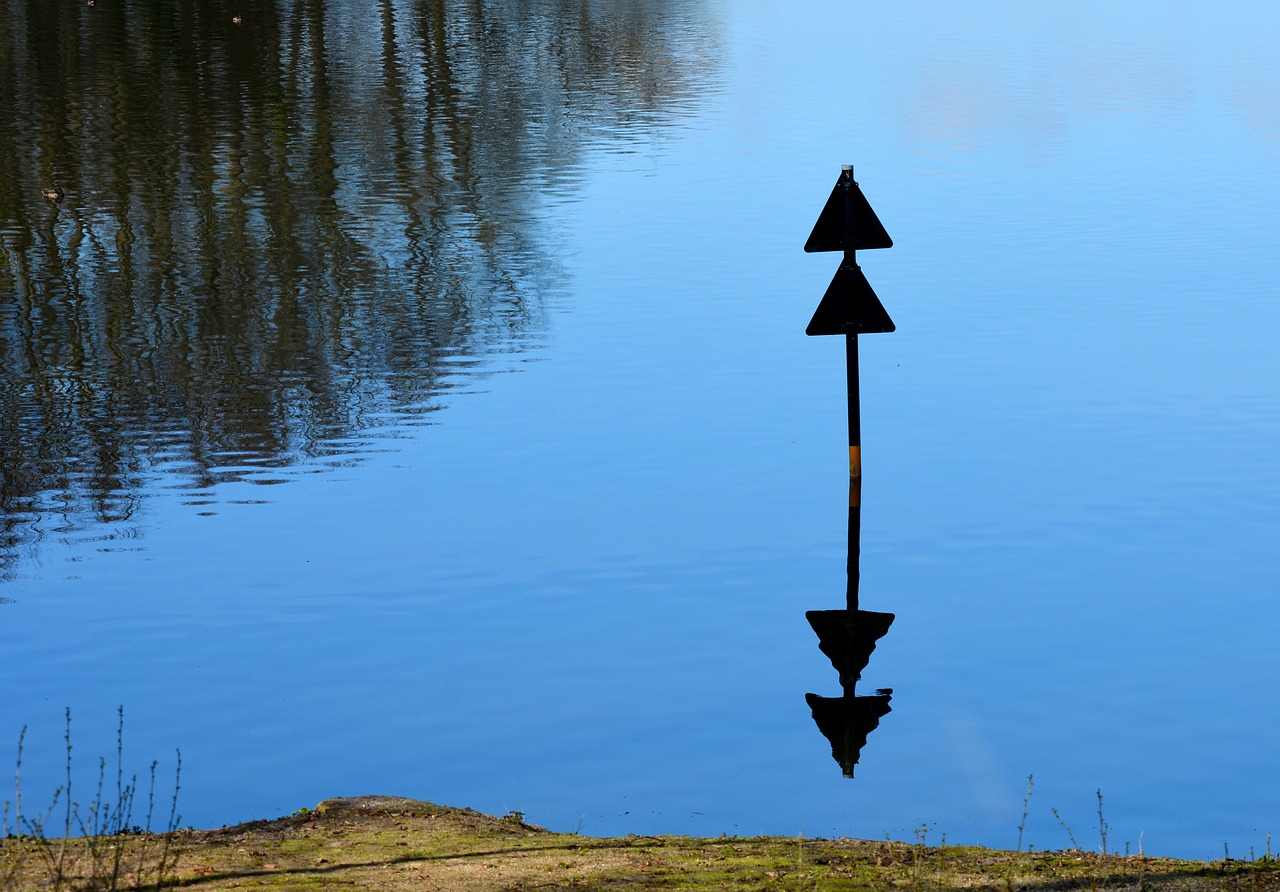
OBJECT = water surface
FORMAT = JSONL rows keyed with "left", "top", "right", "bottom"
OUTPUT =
{"left": 3, "top": 0, "right": 1279, "bottom": 859}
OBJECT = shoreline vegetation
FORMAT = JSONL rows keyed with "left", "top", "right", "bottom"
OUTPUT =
{"left": 5, "top": 718, "right": 1276, "bottom": 889}
{"left": 4, "top": 795, "right": 1279, "bottom": 892}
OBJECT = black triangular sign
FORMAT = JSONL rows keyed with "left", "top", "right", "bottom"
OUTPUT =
{"left": 804, "top": 171, "right": 893, "bottom": 253}
{"left": 806, "top": 263, "right": 895, "bottom": 335}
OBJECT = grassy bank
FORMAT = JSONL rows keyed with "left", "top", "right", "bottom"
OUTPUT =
{"left": 4, "top": 795, "right": 1279, "bottom": 891}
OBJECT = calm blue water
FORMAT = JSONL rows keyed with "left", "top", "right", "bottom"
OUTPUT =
{"left": 3, "top": 0, "right": 1279, "bottom": 859}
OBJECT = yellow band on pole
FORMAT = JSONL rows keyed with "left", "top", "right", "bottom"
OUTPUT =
{"left": 849, "top": 445, "right": 862, "bottom": 507}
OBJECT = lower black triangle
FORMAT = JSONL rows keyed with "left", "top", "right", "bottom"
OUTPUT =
{"left": 806, "top": 263, "right": 895, "bottom": 336}
{"left": 805, "top": 691, "right": 893, "bottom": 777}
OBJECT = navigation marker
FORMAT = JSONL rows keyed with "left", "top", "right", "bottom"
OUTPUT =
{"left": 802, "top": 164, "right": 898, "bottom": 778}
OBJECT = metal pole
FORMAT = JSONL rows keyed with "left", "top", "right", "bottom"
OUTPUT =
{"left": 842, "top": 164, "right": 861, "bottom": 614}
{"left": 846, "top": 332, "right": 861, "bottom": 613}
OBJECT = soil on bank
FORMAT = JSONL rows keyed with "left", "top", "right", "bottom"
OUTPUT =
{"left": 4, "top": 795, "right": 1279, "bottom": 891}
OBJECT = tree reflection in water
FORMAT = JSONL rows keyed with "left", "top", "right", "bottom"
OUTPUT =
{"left": 0, "top": 0, "right": 720, "bottom": 578}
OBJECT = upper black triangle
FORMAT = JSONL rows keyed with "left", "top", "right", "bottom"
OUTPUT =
{"left": 806, "top": 263, "right": 895, "bottom": 335}
{"left": 804, "top": 172, "right": 893, "bottom": 253}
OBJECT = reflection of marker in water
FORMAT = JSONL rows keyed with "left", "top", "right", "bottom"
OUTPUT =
{"left": 806, "top": 603, "right": 894, "bottom": 779}
{"left": 805, "top": 689, "right": 893, "bottom": 778}
{"left": 802, "top": 165, "right": 897, "bottom": 777}
{"left": 806, "top": 608, "right": 893, "bottom": 688}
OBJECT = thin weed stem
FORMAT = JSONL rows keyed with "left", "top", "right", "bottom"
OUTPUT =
{"left": 1016, "top": 774, "right": 1033, "bottom": 853}
{"left": 13, "top": 726, "right": 23, "bottom": 836}
{"left": 1052, "top": 808, "right": 1079, "bottom": 850}
{"left": 1096, "top": 789, "right": 1109, "bottom": 857}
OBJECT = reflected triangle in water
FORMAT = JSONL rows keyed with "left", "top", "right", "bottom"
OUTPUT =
{"left": 804, "top": 690, "right": 893, "bottom": 778}
{"left": 806, "top": 263, "right": 895, "bottom": 336}
{"left": 806, "top": 609, "right": 894, "bottom": 687}
{"left": 803, "top": 169, "right": 893, "bottom": 253}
